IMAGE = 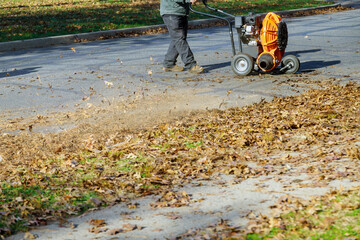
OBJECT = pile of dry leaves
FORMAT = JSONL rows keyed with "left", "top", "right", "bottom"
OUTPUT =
{"left": 0, "top": 81, "right": 359, "bottom": 236}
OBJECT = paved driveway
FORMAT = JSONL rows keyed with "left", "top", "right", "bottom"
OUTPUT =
{"left": 0, "top": 8, "right": 359, "bottom": 120}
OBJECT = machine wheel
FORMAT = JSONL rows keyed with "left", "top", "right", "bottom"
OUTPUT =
{"left": 277, "top": 21, "right": 288, "bottom": 51}
{"left": 231, "top": 53, "right": 254, "bottom": 76}
{"left": 281, "top": 55, "right": 300, "bottom": 74}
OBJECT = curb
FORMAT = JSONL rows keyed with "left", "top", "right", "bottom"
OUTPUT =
{"left": 275, "top": 2, "right": 341, "bottom": 16}
{"left": 0, "top": 3, "right": 342, "bottom": 53}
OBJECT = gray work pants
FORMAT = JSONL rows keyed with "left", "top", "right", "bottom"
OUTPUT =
{"left": 162, "top": 14, "right": 196, "bottom": 70}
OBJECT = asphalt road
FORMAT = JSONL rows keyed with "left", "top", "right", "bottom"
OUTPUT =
{"left": 0, "top": 8, "right": 359, "bottom": 121}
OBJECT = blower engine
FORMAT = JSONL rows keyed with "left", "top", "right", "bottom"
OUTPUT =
{"left": 258, "top": 12, "right": 288, "bottom": 71}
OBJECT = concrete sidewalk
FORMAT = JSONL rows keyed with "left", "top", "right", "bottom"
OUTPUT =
{"left": 7, "top": 172, "right": 360, "bottom": 240}
{"left": 0, "top": 1, "right": 355, "bottom": 53}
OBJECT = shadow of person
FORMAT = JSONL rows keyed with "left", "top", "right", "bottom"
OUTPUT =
{"left": 0, "top": 67, "right": 40, "bottom": 79}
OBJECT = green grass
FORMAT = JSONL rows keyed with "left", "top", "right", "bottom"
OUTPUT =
{"left": 0, "top": 182, "right": 99, "bottom": 234}
{"left": 245, "top": 188, "right": 360, "bottom": 240}
{"left": 115, "top": 155, "right": 154, "bottom": 178}
{"left": 246, "top": 228, "right": 281, "bottom": 239}
{"left": 185, "top": 141, "right": 204, "bottom": 148}
{"left": 0, "top": 0, "right": 332, "bottom": 42}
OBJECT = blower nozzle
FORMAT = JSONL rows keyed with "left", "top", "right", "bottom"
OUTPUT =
{"left": 257, "top": 53, "right": 275, "bottom": 71}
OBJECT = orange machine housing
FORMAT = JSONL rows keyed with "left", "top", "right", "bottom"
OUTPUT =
{"left": 256, "top": 12, "right": 285, "bottom": 71}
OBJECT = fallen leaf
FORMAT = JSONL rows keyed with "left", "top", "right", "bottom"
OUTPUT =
{"left": 24, "top": 232, "right": 37, "bottom": 239}
{"left": 88, "top": 219, "right": 106, "bottom": 227}
{"left": 89, "top": 227, "right": 108, "bottom": 234}
{"left": 107, "top": 228, "right": 123, "bottom": 235}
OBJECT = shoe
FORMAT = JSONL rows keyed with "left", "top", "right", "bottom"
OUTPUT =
{"left": 163, "top": 65, "right": 184, "bottom": 72}
{"left": 188, "top": 64, "right": 204, "bottom": 74}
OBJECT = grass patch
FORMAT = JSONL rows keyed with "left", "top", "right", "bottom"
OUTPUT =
{"left": 115, "top": 155, "right": 154, "bottom": 178}
{"left": 0, "top": 182, "right": 98, "bottom": 235}
{"left": 245, "top": 188, "right": 360, "bottom": 240}
{"left": 185, "top": 141, "right": 204, "bottom": 148}
{"left": 0, "top": 0, "right": 332, "bottom": 42}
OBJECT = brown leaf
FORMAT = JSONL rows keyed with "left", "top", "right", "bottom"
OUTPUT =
{"left": 107, "top": 228, "right": 123, "bottom": 235}
{"left": 24, "top": 232, "right": 37, "bottom": 239}
{"left": 89, "top": 227, "right": 108, "bottom": 234}
{"left": 122, "top": 223, "right": 142, "bottom": 232}
{"left": 88, "top": 219, "right": 106, "bottom": 227}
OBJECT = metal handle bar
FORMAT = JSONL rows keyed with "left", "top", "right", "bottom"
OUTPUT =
{"left": 201, "top": 0, "right": 235, "bottom": 18}
{"left": 189, "top": 2, "right": 232, "bottom": 23}
{"left": 189, "top": 1, "right": 236, "bottom": 55}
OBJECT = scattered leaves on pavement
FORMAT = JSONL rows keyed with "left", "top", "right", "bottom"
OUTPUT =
{"left": 176, "top": 186, "right": 360, "bottom": 239}
{"left": 150, "top": 190, "right": 192, "bottom": 208}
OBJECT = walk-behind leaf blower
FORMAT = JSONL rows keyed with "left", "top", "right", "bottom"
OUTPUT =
{"left": 190, "top": 0, "right": 300, "bottom": 76}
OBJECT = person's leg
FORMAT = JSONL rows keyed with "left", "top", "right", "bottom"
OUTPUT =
{"left": 165, "top": 39, "right": 178, "bottom": 67}
{"left": 174, "top": 16, "right": 197, "bottom": 70}
{"left": 162, "top": 15, "right": 196, "bottom": 70}
{"left": 163, "top": 15, "right": 180, "bottom": 68}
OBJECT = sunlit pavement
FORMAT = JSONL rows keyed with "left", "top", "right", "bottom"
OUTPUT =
{"left": 0, "top": 7, "right": 359, "bottom": 121}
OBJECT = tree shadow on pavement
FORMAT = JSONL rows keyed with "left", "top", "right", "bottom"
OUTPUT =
{"left": 0, "top": 67, "right": 40, "bottom": 79}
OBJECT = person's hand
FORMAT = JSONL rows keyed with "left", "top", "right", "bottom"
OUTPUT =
{"left": 190, "top": 0, "right": 197, "bottom": 4}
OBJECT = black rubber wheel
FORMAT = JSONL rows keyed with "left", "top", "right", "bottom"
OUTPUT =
{"left": 277, "top": 21, "right": 288, "bottom": 51}
{"left": 281, "top": 55, "right": 300, "bottom": 74}
{"left": 231, "top": 53, "right": 254, "bottom": 76}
